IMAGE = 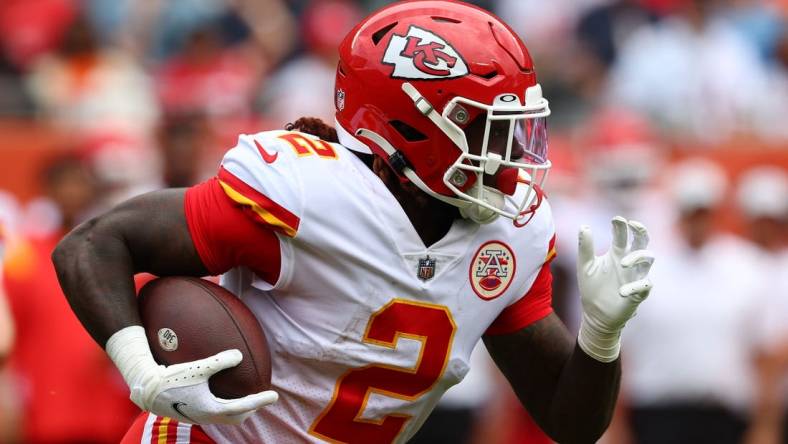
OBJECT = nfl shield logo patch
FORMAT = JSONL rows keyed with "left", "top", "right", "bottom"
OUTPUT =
{"left": 417, "top": 256, "right": 436, "bottom": 281}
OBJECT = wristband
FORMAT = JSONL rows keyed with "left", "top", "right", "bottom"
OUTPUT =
{"left": 577, "top": 314, "right": 621, "bottom": 363}
{"left": 105, "top": 325, "right": 160, "bottom": 408}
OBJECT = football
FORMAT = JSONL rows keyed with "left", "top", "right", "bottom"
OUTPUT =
{"left": 137, "top": 276, "right": 271, "bottom": 399}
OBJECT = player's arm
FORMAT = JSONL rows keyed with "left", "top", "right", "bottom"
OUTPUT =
{"left": 485, "top": 217, "right": 654, "bottom": 444}
{"left": 484, "top": 315, "right": 620, "bottom": 443}
{"left": 53, "top": 188, "right": 278, "bottom": 424}
{"left": 53, "top": 189, "right": 205, "bottom": 346}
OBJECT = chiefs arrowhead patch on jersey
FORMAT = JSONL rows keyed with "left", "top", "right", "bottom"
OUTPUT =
{"left": 470, "top": 241, "right": 516, "bottom": 300}
{"left": 382, "top": 25, "right": 469, "bottom": 80}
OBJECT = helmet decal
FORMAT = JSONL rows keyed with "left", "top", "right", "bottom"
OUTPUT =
{"left": 382, "top": 25, "right": 468, "bottom": 79}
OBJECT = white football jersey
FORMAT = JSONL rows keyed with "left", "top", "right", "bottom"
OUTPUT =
{"left": 194, "top": 130, "right": 556, "bottom": 444}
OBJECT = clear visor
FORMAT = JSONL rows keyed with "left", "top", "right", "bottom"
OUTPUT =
{"left": 448, "top": 103, "right": 550, "bottom": 177}
{"left": 441, "top": 87, "right": 551, "bottom": 222}
{"left": 487, "top": 113, "right": 549, "bottom": 166}
{"left": 445, "top": 92, "right": 550, "bottom": 169}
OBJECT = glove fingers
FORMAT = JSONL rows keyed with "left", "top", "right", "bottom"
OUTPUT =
{"left": 166, "top": 349, "right": 242, "bottom": 382}
{"left": 215, "top": 390, "right": 279, "bottom": 416}
{"left": 611, "top": 216, "right": 629, "bottom": 254}
{"left": 619, "top": 278, "right": 652, "bottom": 302}
{"left": 577, "top": 225, "right": 596, "bottom": 269}
{"left": 621, "top": 250, "right": 655, "bottom": 278}
{"left": 628, "top": 220, "right": 650, "bottom": 250}
{"left": 200, "top": 349, "right": 243, "bottom": 375}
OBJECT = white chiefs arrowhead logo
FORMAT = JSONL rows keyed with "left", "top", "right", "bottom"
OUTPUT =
{"left": 382, "top": 25, "right": 469, "bottom": 80}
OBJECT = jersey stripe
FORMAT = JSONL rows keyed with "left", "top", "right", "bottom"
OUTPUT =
{"left": 140, "top": 413, "right": 156, "bottom": 443}
{"left": 217, "top": 167, "right": 300, "bottom": 237}
{"left": 175, "top": 422, "right": 192, "bottom": 444}
{"left": 166, "top": 418, "right": 180, "bottom": 443}
{"left": 545, "top": 234, "right": 557, "bottom": 262}
{"left": 156, "top": 417, "right": 171, "bottom": 444}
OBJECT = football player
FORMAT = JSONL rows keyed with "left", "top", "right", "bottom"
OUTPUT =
{"left": 53, "top": 2, "right": 655, "bottom": 443}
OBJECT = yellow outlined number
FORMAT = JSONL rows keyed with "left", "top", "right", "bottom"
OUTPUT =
{"left": 278, "top": 133, "right": 337, "bottom": 159}
{"left": 309, "top": 300, "right": 457, "bottom": 444}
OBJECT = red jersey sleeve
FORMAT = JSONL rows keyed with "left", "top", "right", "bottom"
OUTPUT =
{"left": 484, "top": 235, "right": 557, "bottom": 336}
{"left": 184, "top": 177, "right": 282, "bottom": 285}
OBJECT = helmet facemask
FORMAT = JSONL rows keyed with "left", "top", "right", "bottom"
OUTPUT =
{"left": 400, "top": 82, "right": 551, "bottom": 224}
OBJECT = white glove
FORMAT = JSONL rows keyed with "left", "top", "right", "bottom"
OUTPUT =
{"left": 106, "top": 326, "right": 278, "bottom": 424}
{"left": 576, "top": 216, "right": 654, "bottom": 362}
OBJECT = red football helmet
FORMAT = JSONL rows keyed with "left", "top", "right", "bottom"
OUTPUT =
{"left": 335, "top": 0, "right": 551, "bottom": 224}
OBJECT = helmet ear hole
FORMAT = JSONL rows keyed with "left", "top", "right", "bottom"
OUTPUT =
{"left": 389, "top": 120, "right": 427, "bottom": 142}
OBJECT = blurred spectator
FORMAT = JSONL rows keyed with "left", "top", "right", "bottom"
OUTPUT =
{"left": 736, "top": 166, "right": 788, "bottom": 444}
{"left": 155, "top": 22, "right": 262, "bottom": 117}
{"left": 578, "top": 109, "right": 666, "bottom": 217}
{"left": 574, "top": 1, "right": 656, "bottom": 85}
{"left": 0, "top": 0, "right": 74, "bottom": 117}
{"left": 233, "top": 0, "right": 296, "bottom": 65}
{"left": 495, "top": 0, "right": 613, "bottom": 127}
{"left": 549, "top": 108, "right": 671, "bottom": 332}
{"left": 260, "top": 0, "right": 362, "bottom": 127}
{"left": 725, "top": 0, "right": 785, "bottom": 59}
{"left": 26, "top": 11, "right": 160, "bottom": 139}
{"left": 2, "top": 155, "right": 137, "bottom": 443}
{"left": 0, "top": 0, "right": 77, "bottom": 70}
{"left": 158, "top": 113, "right": 212, "bottom": 188}
{"left": 85, "top": 0, "right": 232, "bottom": 59}
{"left": 754, "top": 26, "right": 788, "bottom": 141}
{"left": 0, "top": 51, "right": 35, "bottom": 117}
{"left": 605, "top": 0, "right": 773, "bottom": 143}
{"left": 736, "top": 166, "right": 788, "bottom": 252}
{"left": 496, "top": 0, "right": 608, "bottom": 56}
{"left": 81, "top": 132, "right": 163, "bottom": 208}
{"left": 612, "top": 158, "right": 767, "bottom": 444}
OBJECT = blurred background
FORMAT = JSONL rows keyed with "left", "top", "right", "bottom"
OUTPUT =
{"left": 0, "top": 0, "right": 785, "bottom": 443}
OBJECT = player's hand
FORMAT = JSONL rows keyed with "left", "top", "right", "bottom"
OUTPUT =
{"left": 106, "top": 326, "right": 278, "bottom": 424}
{"left": 576, "top": 216, "right": 654, "bottom": 362}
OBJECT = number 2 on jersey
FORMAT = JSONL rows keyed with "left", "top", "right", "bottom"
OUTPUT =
{"left": 309, "top": 300, "right": 457, "bottom": 444}
{"left": 278, "top": 133, "right": 337, "bottom": 159}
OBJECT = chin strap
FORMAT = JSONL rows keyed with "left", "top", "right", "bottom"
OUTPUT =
{"left": 354, "top": 128, "right": 501, "bottom": 224}
{"left": 348, "top": 83, "right": 507, "bottom": 225}
{"left": 513, "top": 181, "right": 546, "bottom": 227}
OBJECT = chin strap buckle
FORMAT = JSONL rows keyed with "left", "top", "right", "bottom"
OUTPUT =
{"left": 388, "top": 151, "right": 411, "bottom": 173}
